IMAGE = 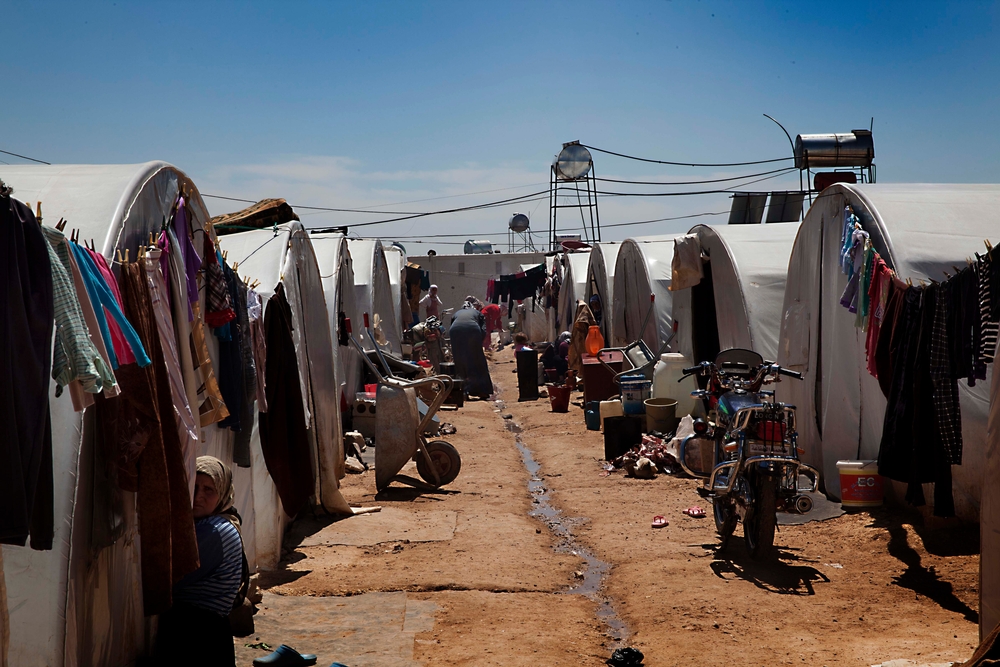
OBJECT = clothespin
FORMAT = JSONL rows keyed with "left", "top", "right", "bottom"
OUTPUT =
{"left": 232, "top": 261, "right": 239, "bottom": 273}
{"left": 56, "top": 217, "right": 67, "bottom": 232}
{"left": 906, "top": 277, "right": 913, "bottom": 287}
{"left": 125, "top": 249, "right": 129, "bottom": 263}
{"left": 251, "top": 280, "right": 260, "bottom": 289}
{"left": 117, "top": 249, "right": 124, "bottom": 264}
{"left": 35, "top": 202, "right": 42, "bottom": 225}
{"left": 222, "top": 250, "right": 228, "bottom": 261}
{"left": 953, "top": 265, "right": 962, "bottom": 275}
{"left": 987, "top": 239, "right": 994, "bottom": 252}
{"left": 943, "top": 270, "right": 951, "bottom": 280}
{"left": 87, "top": 239, "right": 95, "bottom": 252}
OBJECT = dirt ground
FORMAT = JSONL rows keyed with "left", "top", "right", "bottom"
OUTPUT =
{"left": 239, "top": 347, "right": 981, "bottom": 666}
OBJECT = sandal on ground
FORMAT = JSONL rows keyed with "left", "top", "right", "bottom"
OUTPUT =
{"left": 682, "top": 506, "right": 706, "bottom": 518}
{"left": 651, "top": 515, "right": 668, "bottom": 528}
{"left": 252, "top": 644, "right": 318, "bottom": 667}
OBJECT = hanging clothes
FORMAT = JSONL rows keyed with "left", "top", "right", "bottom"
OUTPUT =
{"left": 172, "top": 196, "right": 202, "bottom": 322}
{"left": 247, "top": 288, "right": 268, "bottom": 413}
{"left": 69, "top": 243, "right": 151, "bottom": 370}
{"left": 216, "top": 263, "right": 244, "bottom": 434}
{"left": 259, "top": 283, "right": 314, "bottom": 516}
{"left": 0, "top": 197, "right": 54, "bottom": 550}
{"left": 979, "top": 251, "right": 999, "bottom": 371}
{"left": 203, "top": 236, "right": 235, "bottom": 328}
{"left": 126, "top": 256, "right": 200, "bottom": 612}
{"left": 865, "top": 257, "right": 892, "bottom": 378}
{"left": 930, "top": 278, "right": 963, "bottom": 465}
{"left": 232, "top": 280, "right": 257, "bottom": 468}
{"left": 87, "top": 247, "right": 138, "bottom": 366}
{"left": 41, "top": 226, "right": 113, "bottom": 399}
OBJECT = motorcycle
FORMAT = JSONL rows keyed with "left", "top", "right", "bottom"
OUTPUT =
{"left": 410, "top": 314, "right": 450, "bottom": 373}
{"left": 678, "top": 348, "right": 820, "bottom": 560}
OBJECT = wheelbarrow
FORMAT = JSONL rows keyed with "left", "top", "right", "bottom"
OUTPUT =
{"left": 598, "top": 293, "right": 675, "bottom": 385}
{"left": 348, "top": 313, "right": 462, "bottom": 492}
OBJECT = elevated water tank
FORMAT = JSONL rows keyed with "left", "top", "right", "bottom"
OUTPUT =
{"left": 794, "top": 129, "right": 874, "bottom": 169}
{"left": 464, "top": 239, "right": 493, "bottom": 254}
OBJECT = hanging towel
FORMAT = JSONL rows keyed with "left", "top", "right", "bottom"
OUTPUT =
{"left": 669, "top": 234, "right": 703, "bottom": 291}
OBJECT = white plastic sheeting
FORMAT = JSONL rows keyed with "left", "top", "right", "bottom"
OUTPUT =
{"left": 0, "top": 162, "right": 211, "bottom": 667}
{"left": 348, "top": 239, "right": 402, "bottom": 353}
{"left": 220, "top": 224, "right": 350, "bottom": 527}
{"left": 383, "top": 244, "right": 405, "bottom": 337}
{"left": 671, "top": 223, "right": 799, "bottom": 364}
{"left": 776, "top": 183, "right": 998, "bottom": 524}
{"left": 585, "top": 242, "right": 621, "bottom": 344}
{"left": 311, "top": 233, "right": 363, "bottom": 404}
{"left": 557, "top": 251, "right": 591, "bottom": 335}
{"left": 611, "top": 235, "right": 682, "bottom": 350}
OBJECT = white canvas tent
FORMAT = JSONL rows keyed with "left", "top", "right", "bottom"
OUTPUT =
{"left": 776, "top": 183, "right": 998, "bottom": 524}
{"left": 219, "top": 224, "right": 350, "bottom": 534}
{"left": 585, "top": 242, "right": 621, "bottom": 344}
{"left": 348, "top": 239, "right": 402, "bottom": 353}
{"left": 557, "top": 251, "right": 591, "bottom": 335}
{"left": 611, "top": 235, "right": 682, "bottom": 350}
{"left": 671, "top": 223, "right": 799, "bottom": 364}
{"left": 520, "top": 257, "right": 557, "bottom": 343}
{"left": 310, "top": 232, "right": 363, "bottom": 402}
{"left": 383, "top": 243, "right": 405, "bottom": 334}
{"left": 984, "top": 364, "right": 1000, "bottom": 637}
{"left": 0, "top": 162, "right": 211, "bottom": 667}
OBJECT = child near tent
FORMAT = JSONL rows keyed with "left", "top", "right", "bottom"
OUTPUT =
{"left": 154, "top": 456, "right": 246, "bottom": 666}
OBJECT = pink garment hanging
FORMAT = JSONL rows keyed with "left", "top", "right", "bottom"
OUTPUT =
{"left": 86, "top": 247, "right": 137, "bottom": 366}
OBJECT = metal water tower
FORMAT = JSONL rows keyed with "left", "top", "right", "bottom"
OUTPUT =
{"left": 508, "top": 212, "right": 536, "bottom": 253}
{"left": 548, "top": 141, "right": 601, "bottom": 250}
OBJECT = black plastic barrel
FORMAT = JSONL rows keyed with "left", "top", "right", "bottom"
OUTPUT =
{"left": 603, "top": 415, "right": 643, "bottom": 461}
{"left": 516, "top": 349, "right": 540, "bottom": 401}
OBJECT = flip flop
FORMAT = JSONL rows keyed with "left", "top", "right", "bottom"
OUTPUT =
{"left": 252, "top": 644, "right": 318, "bottom": 667}
{"left": 651, "top": 515, "right": 668, "bottom": 528}
{"left": 682, "top": 506, "right": 706, "bottom": 518}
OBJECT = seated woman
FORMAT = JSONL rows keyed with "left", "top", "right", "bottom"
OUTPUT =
{"left": 540, "top": 341, "right": 568, "bottom": 379}
{"left": 155, "top": 456, "right": 244, "bottom": 666}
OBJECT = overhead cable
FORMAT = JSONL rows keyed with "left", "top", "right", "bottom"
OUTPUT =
{"left": 0, "top": 148, "right": 50, "bottom": 165}
{"left": 581, "top": 143, "right": 792, "bottom": 168}
{"left": 593, "top": 166, "right": 794, "bottom": 186}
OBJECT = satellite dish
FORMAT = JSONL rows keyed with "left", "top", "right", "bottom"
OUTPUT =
{"left": 509, "top": 213, "right": 530, "bottom": 233}
{"left": 554, "top": 142, "right": 593, "bottom": 181}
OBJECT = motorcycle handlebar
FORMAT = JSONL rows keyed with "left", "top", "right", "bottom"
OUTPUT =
{"left": 779, "top": 367, "right": 802, "bottom": 380}
{"left": 682, "top": 365, "right": 701, "bottom": 374}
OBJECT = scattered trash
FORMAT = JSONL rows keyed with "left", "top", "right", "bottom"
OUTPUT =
{"left": 611, "top": 435, "right": 682, "bottom": 477}
{"left": 651, "top": 515, "right": 668, "bottom": 528}
{"left": 502, "top": 413, "right": 513, "bottom": 420}
{"left": 440, "top": 422, "right": 457, "bottom": 435}
{"left": 599, "top": 470, "right": 611, "bottom": 477}
{"left": 826, "top": 563, "right": 844, "bottom": 569}
{"left": 245, "top": 642, "right": 273, "bottom": 651}
{"left": 574, "top": 570, "right": 585, "bottom": 579}
{"left": 607, "top": 646, "right": 645, "bottom": 666}
{"left": 626, "top": 457, "right": 657, "bottom": 479}
{"left": 682, "top": 506, "right": 706, "bottom": 519}
{"left": 251, "top": 643, "right": 318, "bottom": 667}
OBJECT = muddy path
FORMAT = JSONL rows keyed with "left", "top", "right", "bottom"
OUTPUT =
{"left": 490, "top": 347, "right": 980, "bottom": 666}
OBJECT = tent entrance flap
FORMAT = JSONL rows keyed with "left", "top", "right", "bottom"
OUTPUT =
{"left": 691, "top": 260, "right": 720, "bottom": 364}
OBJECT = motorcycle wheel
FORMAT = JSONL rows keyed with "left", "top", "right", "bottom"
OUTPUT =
{"left": 744, "top": 474, "right": 777, "bottom": 561}
{"left": 416, "top": 440, "right": 462, "bottom": 487}
{"left": 713, "top": 497, "right": 737, "bottom": 550}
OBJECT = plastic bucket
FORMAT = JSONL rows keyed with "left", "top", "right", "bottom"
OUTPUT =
{"left": 584, "top": 401, "right": 601, "bottom": 431}
{"left": 620, "top": 375, "right": 652, "bottom": 415}
{"left": 599, "top": 399, "right": 624, "bottom": 433}
{"left": 547, "top": 384, "right": 571, "bottom": 413}
{"left": 836, "top": 460, "right": 884, "bottom": 508}
{"left": 644, "top": 397, "right": 678, "bottom": 434}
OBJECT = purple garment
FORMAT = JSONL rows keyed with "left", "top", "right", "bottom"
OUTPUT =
{"left": 157, "top": 231, "right": 173, "bottom": 313}
{"left": 173, "top": 196, "right": 202, "bottom": 321}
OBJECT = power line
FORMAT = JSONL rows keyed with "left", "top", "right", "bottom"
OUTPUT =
{"left": 581, "top": 143, "right": 792, "bottom": 168}
{"left": 204, "top": 190, "right": 549, "bottom": 222}
{"left": 602, "top": 210, "right": 729, "bottom": 229}
{"left": 0, "top": 148, "right": 50, "bottom": 165}
{"left": 593, "top": 166, "right": 794, "bottom": 186}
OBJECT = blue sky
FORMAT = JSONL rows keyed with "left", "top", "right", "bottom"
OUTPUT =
{"left": 3, "top": 1, "right": 998, "bottom": 247}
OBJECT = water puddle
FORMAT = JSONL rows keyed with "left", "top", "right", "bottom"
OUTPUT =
{"left": 495, "top": 398, "right": 628, "bottom": 645}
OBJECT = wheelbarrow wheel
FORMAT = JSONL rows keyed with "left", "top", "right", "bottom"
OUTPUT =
{"left": 416, "top": 440, "right": 462, "bottom": 487}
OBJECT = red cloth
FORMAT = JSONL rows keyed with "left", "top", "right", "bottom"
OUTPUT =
{"left": 865, "top": 258, "right": 891, "bottom": 378}
{"left": 86, "top": 247, "right": 137, "bottom": 366}
{"left": 482, "top": 304, "right": 503, "bottom": 348}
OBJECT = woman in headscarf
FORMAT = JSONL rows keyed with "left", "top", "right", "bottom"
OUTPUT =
{"left": 155, "top": 456, "right": 244, "bottom": 666}
{"left": 449, "top": 306, "right": 494, "bottom": 399}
